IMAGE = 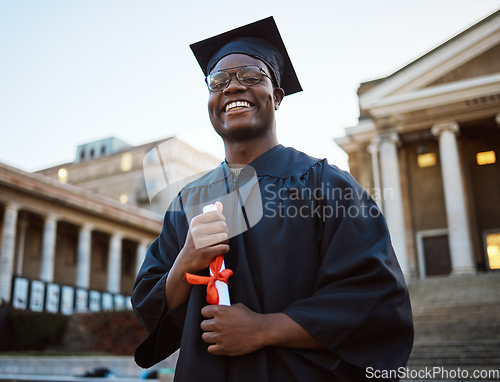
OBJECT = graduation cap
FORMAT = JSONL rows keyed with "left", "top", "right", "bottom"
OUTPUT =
{"left": 190, "top": 17, "right": 302, "bottom": 96}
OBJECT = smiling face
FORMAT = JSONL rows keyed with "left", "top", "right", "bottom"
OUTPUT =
{"left": 207, "top": 53, "right": 284, "bottom": 143}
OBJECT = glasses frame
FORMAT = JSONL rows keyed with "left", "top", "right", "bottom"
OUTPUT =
{"left": 205, "top": 65, "right": 273, "bottom": 92}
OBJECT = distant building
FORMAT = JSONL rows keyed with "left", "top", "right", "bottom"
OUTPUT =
{"left": 0, "top": 137, "right": 221, "bottom": 313}
{"left": 37, "top": 136, "right": 222, "bottom": 214}
{"left": 335, "top": 10, "right": 500, "bottom": 278}
{"left": 0, "top": 162, "right": 161, "bottom": 313}
{"left": 75, "top": 136, "right": 132, "bottom": 163}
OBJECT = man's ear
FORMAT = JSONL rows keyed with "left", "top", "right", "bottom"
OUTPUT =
{"left": 273, "top": 87, "right": 285, "bottom": 107}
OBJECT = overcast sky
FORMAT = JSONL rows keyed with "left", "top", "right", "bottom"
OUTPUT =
{"left": 1, "top": 0, "right": 499, "bottom": 173}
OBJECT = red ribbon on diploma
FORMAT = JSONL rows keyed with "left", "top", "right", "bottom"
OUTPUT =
{"left": 185, "top": 255, "right": 233, "bottom": 305}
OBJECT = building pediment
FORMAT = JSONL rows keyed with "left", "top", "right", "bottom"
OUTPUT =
{"left": 359, "top": 10, "right": 500, "bottom": 116}
{"left": 428, "top": 44, "right": 500, "bottom": 87}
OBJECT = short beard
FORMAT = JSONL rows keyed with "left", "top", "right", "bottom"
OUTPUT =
{"left": 215, "top": 123, "right": 271, "bottom": 143}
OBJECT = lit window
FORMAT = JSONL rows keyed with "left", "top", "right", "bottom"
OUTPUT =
{"left": 119, "top": 194, "right": 128, "bottom": 204}
{"left": 476, "top": 151, "right": 496, "bottom": 166}
{"left": 486, "top": 232, "right": 500, "bottom": 270}
{"left": 121, "top": 152, "right": 133, "bottom": 172}
{"left": 417, "top": 153, "right": 437, "bottom": 168}
{"left": 58, "top": 168, "right": 68, "bottom": 184}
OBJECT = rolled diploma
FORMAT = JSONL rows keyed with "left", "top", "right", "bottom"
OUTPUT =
{"left": 203, "top": 204, "right": 231, "bottom": 306}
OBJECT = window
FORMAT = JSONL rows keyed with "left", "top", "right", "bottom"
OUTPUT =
{"left": 58, "top": 168, "right": 68, "bottom": 184}
{"left": 120, "top": 152, "right": 133, "bottom": 172}
{"left": 417, "top": 153, "right": 437, "bottom": 168}
{"left": 486, "top": 232, "right": 500, "bottom": 270}
{"left": 476, "top": 151, "right": 496, "bottom": 166}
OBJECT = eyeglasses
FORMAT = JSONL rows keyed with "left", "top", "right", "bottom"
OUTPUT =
{"left": 205, "top": 65, "right": 273, "bottom": 92}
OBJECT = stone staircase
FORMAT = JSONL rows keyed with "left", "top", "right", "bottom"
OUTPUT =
{"left": 405, "top": 273, "right": 500, "bottom": 380}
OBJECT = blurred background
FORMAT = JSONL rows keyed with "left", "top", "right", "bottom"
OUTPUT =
{"left": 0, "top": 1, "right": 499, "bottom": 381}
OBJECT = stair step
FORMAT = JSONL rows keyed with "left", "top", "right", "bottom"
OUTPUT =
{"left": 407, "top": 359, "right": 500, "bottom": 366}
{"left": 410, "top": 348, "right": 500, "bottom": 358}
{"left": 404, "top": 273, "right": 500, "bottom": 373}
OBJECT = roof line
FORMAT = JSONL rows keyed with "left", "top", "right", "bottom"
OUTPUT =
{"left": 362, "top": 8, "right": 500, "bottom": 85}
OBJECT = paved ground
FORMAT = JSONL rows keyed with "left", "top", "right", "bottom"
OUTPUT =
{"left": 0, "top": 354, "right": 177, "bottom": 381}
{"left": 0, "top": 375, "right": 148, "bottom": 382}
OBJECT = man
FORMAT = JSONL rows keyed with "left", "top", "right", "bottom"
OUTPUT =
{"left": 132, "top": 17, "right": 413, "bottom": 381}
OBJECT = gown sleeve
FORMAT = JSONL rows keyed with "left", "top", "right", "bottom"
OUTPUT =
{"left": 131, "top": 195, "right": 189, "bottom": 368}
{"left": 282, "top": 161, "right": 414, "bottom": 375}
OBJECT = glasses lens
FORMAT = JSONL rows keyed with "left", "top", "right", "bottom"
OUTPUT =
{"left": 237, "top": 67, "right": 262, "bottom": 86}
{"left": 207, "top": 71, "right": 230, "bottom": 91}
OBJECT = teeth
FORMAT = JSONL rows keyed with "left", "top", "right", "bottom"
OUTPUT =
{"left": 225, "top": 101, "right": 250, "bottom": 112}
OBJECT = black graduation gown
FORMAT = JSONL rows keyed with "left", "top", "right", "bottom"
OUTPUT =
{"left": 132, "top": 145, "right": 414, "bottom": 382}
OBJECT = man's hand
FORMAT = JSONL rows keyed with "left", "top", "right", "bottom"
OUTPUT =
{"left": 179, "top": 201, "right": 229, "bottom": 273}
{"left": 200, "top": 303, "right": 267, "bottom": 356}
{"left": 165, "top": 201, "right": 229, "bottom": 311}
{"left": 200, "top": 303, "right": 326, "bottom": 356}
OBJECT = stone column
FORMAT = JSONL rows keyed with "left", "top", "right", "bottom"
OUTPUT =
{"left": 135, "top": 240, "right": 148, "bottom": 276}
{"left": 76, "top": 224, "right": 93, "bottom": 289}
{"left": 107, "top": 232, "right": 123, "bottom": 294}
{"left": 368, "top": 139, "right": 383, "bottom": 211}
{"left": 379, "top": 132, "right": 409, "bottom": 277}
{"left": 0, "top": 203, "right": 19, "bottom": 303}
{"left": 431, "top": 121, "right": 475, "bottom": 275}
{"left": 15, "top": 215, "right": 28, "bottom": 275}
{"left": 40, "top": 214, "right": 58, "bottom": 282}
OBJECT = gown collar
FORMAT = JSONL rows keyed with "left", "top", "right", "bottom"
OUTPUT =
{"left": 222, "top": 144, "right": 286, "bottom": 178}
{"left": 188, "top": 144, "right": 321, "bottom": 189}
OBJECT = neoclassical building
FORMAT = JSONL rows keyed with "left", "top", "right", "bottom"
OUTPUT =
{"left": 0, "top": 163, "right": 162, "bottom": 313}
{"left": 0, "top": 137, "right": 221, "bottom": 313}
{"left": 335, "top": 9, "right": 500, "bottom": 279}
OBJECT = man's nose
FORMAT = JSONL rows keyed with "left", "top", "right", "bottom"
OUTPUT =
{"left": 223, "top": 73, "right": 246, "bottom": 93}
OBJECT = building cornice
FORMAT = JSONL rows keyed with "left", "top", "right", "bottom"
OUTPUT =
{"left": 334, "top": 119, "right": 377, "bottom": 151}
{"left": 367, "top": 73, "right": 500, "bottom": 118}
{"left": 0, "top": 162, "right": 163, "bottom": 233}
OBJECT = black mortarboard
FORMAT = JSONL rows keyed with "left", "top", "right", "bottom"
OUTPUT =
{"left": 190, "top": 17, "right": 302, "bottom": 96}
